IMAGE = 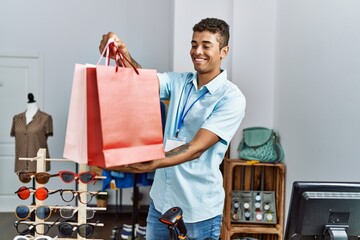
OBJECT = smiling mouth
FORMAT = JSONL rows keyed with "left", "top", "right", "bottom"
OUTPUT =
{"left": 194, "top": 58, "right": 206, "bottom": 63}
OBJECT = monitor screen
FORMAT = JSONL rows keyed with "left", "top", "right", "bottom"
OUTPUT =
{"left": 285, "top": 181, "right": 360, "bottom": 240}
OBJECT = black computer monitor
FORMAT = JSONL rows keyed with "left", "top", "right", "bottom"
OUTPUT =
{"left": 285, "top": 181, "right": 360, "bottom": 240}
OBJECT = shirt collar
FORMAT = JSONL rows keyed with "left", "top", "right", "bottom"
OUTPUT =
{"left": 189, "top": 70, "right": 228, "bottom": 94}
{"left": 21, "top": 109, "right": 40, "bottom": 119}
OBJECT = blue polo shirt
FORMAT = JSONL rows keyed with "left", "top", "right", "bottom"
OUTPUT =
{"left": 150, "top": 70, "right": 246, "bottom": 222}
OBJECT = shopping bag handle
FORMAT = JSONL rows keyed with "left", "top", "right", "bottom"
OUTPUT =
{"left": 97, "top": 38, "right": 139, "bottom": 75}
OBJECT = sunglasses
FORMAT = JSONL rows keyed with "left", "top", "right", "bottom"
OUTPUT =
{"left": 15, "top": 187, "right": 105, "bottom": 204}
{"left": 15, "top": 187, "right": 56, "bottom": 201}
{"left": 17, "top": 172, "right": 58, "bottom": 184}
{"left": 14, "top": 219, "right": 59, "bottom": 235}
{"left": 15, "top": 205, "right": 56, "bottom": 221}
{"left": 13, "top": 235, "right": 58, "bottom": 240}
{"left": 15, "top": 205, "right": 96, "bottom": 221}
{"left": 57, "top": 220, "right": 100, "bottom": 238}
{"left": 58, "top": 171, "right": 98, "bottom": 185}
{"left": 17, "top": 171, "right": 98, "bottom": 185}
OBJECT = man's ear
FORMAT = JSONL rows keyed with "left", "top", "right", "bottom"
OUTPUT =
{"left": 220, "top": 46, "right": 229, "bottom": 59}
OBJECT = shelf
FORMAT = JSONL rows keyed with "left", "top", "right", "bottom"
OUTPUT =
{"left": 221, "top": 159, "right": 285, "bottom": 240}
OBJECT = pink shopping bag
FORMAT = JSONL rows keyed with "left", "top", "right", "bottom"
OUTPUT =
{"left": 86, "top": 39, "right": 165, "bottom": 168}
{"left": 63, "top": 64, "right": 89, "bottom": 164}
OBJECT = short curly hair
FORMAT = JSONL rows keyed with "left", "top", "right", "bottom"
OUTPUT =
{"left": 193, "top": 18, "right": 230, "bottom": 50}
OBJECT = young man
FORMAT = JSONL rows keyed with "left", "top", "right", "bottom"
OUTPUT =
{"left": 99, "top": 18, "right": 246, "bottom": 239}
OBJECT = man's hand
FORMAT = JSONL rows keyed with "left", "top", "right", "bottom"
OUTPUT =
{"left": 99, "top": 32, "right": 142, "bottom": 68}
{"left": 99, "top": 32, "right": 129, "bottom": 60}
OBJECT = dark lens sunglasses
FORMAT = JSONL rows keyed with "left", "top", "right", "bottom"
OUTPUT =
{"left": 58, "top": 171, "right": 98, "bottom": 185}
{"left": 15, "top": 205, "right": 57, "bottom": 220}
{"left": 15, "top": 204, "right": 96, "bottom": 221}
{"left": 58, "top": 220, "right": 100, "bottom": 238}
{"left": 17, "top": 172, "right": 58, "bottom": 184}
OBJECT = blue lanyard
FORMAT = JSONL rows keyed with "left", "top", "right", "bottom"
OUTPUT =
{"left": 176, "top": 85, "right": 208, "bottom": 137}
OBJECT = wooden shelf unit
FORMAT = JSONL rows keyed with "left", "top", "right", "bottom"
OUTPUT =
{"left": 221, "top": 159, "right": 285, "bottom": 240}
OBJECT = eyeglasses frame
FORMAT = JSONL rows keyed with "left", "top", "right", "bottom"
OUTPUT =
{"left": 14, "top": 219, "right": 59, "bottom": 235}
{"left": 51, "top": 189, "right": 102, "bottom": 204}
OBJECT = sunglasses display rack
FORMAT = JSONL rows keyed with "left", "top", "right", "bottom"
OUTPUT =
{"left": 17, "top": 148, "right": 107, "bottom": 240}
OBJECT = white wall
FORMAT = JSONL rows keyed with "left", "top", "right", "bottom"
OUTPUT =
{"left": 275, "top": 0, "right": 360, "bottom": 214}
{"left": 231, "top": 0, "right": 276, "bottom": 155}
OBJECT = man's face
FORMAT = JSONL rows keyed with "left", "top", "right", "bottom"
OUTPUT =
{"left": 190, "top": 31, "right": 228, "bottom": 75}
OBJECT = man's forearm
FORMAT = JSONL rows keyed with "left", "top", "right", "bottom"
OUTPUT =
{"left": 106, "top": 129, "right": 220, "bottom": 173}
{"left": 154, "top": 143, "right": 203, "bottom": 170}
{"left": 105, "top": 143, "right": 198, "bottom": 173}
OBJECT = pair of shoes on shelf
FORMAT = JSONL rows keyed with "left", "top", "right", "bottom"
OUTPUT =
{"left": 121, "top": 224, "right": 146, "bottom": 239}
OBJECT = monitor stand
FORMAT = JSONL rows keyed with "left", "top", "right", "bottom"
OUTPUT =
{"left": 326, "top": 225, "right": 348, "bottom": 240}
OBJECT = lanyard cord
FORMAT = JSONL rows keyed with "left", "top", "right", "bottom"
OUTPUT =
{"left": 176, "top": 85, "right": 208, "bottom": 137}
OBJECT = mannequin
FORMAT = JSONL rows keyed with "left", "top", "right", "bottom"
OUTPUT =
{"left": 10, "top": 93, "right": 53, "bottom": 172}
{"left": 26, "top": 93, "right": 39, "bottom": 124}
